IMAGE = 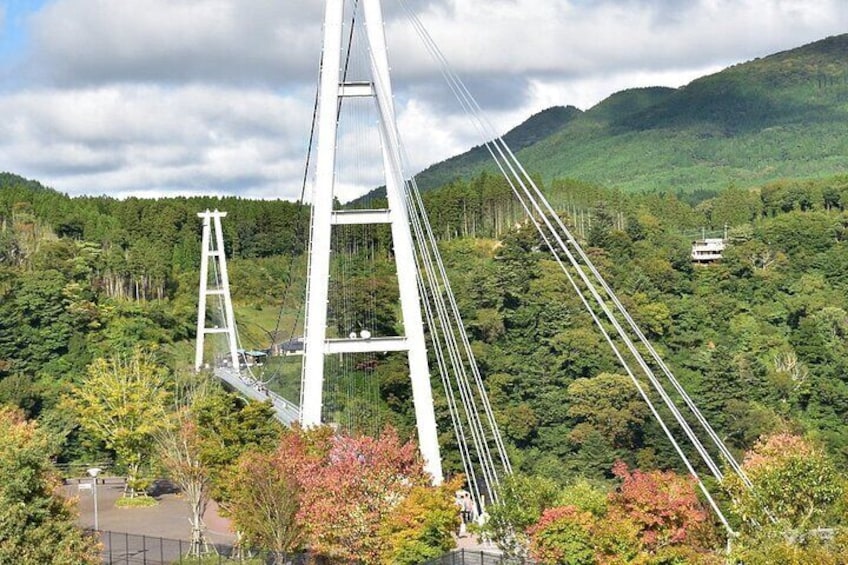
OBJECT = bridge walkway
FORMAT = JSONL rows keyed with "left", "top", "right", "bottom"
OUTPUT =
{"left": 213, "top": 367, "right": 300, "bottom": 425}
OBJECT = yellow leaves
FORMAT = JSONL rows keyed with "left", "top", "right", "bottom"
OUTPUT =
{"left": 0, "top": 408, "right": 101, "bottom": 564}
{"left": 62, "top": 347, "right": 171, "bottom": 490}
{"left": 378, "top": 476, "right": 461, "bottom": 565}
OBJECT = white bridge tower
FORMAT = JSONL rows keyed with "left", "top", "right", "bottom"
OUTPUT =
{"left": 301, "top": 0, "right": 443, "bottom": 482}
{"left": 195, "top": 209, "right": 240, "bottom": 372}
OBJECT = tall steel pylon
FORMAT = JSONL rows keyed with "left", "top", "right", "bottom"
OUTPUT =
{"left": 301, "top": 0, "right": 443, "bottom": 483}
{"left": 195, "top": 209, "right": 240, "bottom": 372}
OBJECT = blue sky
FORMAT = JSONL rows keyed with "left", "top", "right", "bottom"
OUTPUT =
{"left": 0, "top": 0, "right": 847, "bottom": 201}
{"left": 0, "top": 0, "right": 47, "bottom": 91}
{"left": 0, "top": 1, "right": 43, "bottom": 58}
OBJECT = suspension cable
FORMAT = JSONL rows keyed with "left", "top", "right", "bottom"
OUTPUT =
{"left": 364, "top": 22, "right": 511, "bottom": 508}
{"left": 398, "top": 0, "right": 768, "bottom": 531}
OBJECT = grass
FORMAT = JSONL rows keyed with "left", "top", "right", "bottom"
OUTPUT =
{"left": 115, "top": 496, "right": 158, "bottom": 509}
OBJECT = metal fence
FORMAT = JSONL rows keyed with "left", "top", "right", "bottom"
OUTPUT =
{"left": 90, "top": 530, "right": 309, "bottom": 564}
{"left": 91, "top": 530, "right": 532, "bottom": 565}
{"left": 419, "top": 549, "right": 536, "bottom": 565}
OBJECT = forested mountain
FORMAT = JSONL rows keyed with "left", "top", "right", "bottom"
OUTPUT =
{"left": 407, "top": 33, "right": 848, "bottom": 196}
{"left": 410, "top": 105, "right": 582, "bottom": 192}
{"left": 3, "top": 168, "right": 848, "bottom": 472}
{"left": 3, "top": 168, "right": 848, "bottom": 560}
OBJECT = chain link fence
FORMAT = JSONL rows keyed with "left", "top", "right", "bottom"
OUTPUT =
{"left": 89, "top": 530, "right": 310, "bottom": 564}
{"left": 90, "top": 530, "right": 532, "bottom": 565}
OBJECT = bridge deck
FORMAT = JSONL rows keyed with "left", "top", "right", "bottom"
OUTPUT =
{"left": 213, "top": 367, "right": 300, "bottom": 425}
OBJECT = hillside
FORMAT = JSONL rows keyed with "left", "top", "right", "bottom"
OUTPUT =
{"left": 411, "top": 105, "right": 582, "bottom": 192}
{"left": 411, "top": 34, "right": 848, "bottom": 195}
{"left": 4, "top": 170, "right": 848, "bottom": 560}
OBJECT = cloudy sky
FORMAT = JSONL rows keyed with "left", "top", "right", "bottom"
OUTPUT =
{"left": 0, "top": 0, "right": 846, "bottom": 202}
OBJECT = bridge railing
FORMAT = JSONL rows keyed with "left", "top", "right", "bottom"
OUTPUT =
{"left": 212, "top": 367, "right": 300, "bottom": 425}
{"left": 419, "top": 549, "right": 536, "bottom": 565}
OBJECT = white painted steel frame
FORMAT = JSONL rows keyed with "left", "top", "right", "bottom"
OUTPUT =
{"left": 301, "top": 0, "right": 443, "bottom": 483}
{"left": 195, "top": 210, "right": 240, "bottom": 372}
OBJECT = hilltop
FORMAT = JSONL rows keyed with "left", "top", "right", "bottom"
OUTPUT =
{"left": 411, "top": 33, "right": 848, "bottom": 194}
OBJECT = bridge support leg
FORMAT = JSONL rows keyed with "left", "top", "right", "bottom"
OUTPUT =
{"left": 301, "top": 0, "right": 443, "bottom": 483}
{"left": 195, "top": 209, "right": 240, "bottom": 372}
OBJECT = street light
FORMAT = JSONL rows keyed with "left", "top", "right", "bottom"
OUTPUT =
{"left": 87, "top": 467, "right": 102, "bottom": 531}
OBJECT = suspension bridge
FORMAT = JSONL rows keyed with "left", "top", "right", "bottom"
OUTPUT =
{"left": 194, "top": 0, "right": 766, "bottom": 534}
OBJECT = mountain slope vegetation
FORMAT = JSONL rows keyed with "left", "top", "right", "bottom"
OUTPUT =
{"left": 3, "top": 167, "right": 848, "bottom": 559}
{"left": 413, "top": 34, "right": 848, "bottom": 196}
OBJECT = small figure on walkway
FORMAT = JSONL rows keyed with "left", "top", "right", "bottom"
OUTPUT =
{"left": 455, "top": 489, "right": 474, "bottom": 537}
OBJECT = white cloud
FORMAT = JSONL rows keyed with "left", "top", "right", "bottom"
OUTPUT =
{"left": 0, "top": 84, "right": 314, "bottom": 199}
{"left": 27, "top": 0, "right": 323, "bottom": 86}
{"left": 391, "top": 0, "right": 848, "bottom": 79}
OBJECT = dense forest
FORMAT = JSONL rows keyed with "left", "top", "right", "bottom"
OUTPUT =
{"left": 3, "top": 169, "right": 848, "bottom": 562}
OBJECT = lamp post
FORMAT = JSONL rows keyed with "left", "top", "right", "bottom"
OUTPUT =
{"left": 87, "top": 467, "right": 101, "bottom": 531}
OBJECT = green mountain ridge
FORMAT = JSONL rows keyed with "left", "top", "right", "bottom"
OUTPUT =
{"left": 409, "top": 33, "right": 848, "bottom": 195}
{"left": 356, "top": 105, "right": 582, "bottom": 201}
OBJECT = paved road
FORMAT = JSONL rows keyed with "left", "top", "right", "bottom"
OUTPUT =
{"left": 68, "top": 477, "right": 498, "bottom": 563}
{"left": 67, "top": 477, "right": 236, "bottom": 544}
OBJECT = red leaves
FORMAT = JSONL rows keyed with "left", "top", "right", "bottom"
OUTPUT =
{"left": 229, "top": 425, "right": 454, "bottom": 563}
{"left": 527, "top": 506, "right": 598, "bottom": 565}
{"left": 525, "top": 462, "right": 717, "bottom": 563}
{"left": 288, "top": 426, "right": 427, "bottom": 563}
{"left": 610, "top": 461, "right": 707, "bottom": 549}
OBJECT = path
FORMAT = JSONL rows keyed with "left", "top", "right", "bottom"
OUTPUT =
{"left": 66, "top": 477, "right": 236, "bottom": 545}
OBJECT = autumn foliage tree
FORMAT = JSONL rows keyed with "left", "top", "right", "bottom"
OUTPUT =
{"left": 527, "top": 506, "right": 596, "bottom": 565}
{"left": 155, "top": 410, "right": 212, "bottom": 557}
{"left": 725, "top": 433, "right": 848, "bottom": 563}
{"left": 378, "top": 477, "right": 461, "bottom": 565}
{"left": 228, "top": 426, "right": 454, "bottom": 564}
{"left": 64, "top": 347, "right": 170, "bottom": 496}
{"left": 0, "top": 406, "right": 99, "bottom": 564}
{"left": 227, "top": 434, "right": 308, "bottom": 559}
{"left": 525, "top": 462, "right": 721, "bottom": 564}
{"left": 725, "top": 433, "right": 844, "bottom": 531}
{"left": 296, "top": 427, "right": 431, "bottom": 563}
{"left": 608, "top": 462, "right": 715, "bottom": 552}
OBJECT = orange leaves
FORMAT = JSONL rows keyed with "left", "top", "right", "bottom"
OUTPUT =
{"left": 525, "top": 462, "right": 718, "bottom": 564}
{"left": 725, "top": 432, "right": 843, "bottom": 531}
{"left": 295, "top": 427, "right": 427, "bottom": 563}
{"left": 228, "top": 425, "right": 468, "bottom": 563}
{"left": 610, "top": 461, "right": 708, "bottom": 549}
{"left": 229, "top": 425, "right": 440, "bottom": 564}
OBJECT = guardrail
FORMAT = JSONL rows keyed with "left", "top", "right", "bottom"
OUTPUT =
{"left": 419, "top": 549, "right": 536, "bottom": 565}
{"left": 213, "top": 367, "right": 299, "bottom": 425}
